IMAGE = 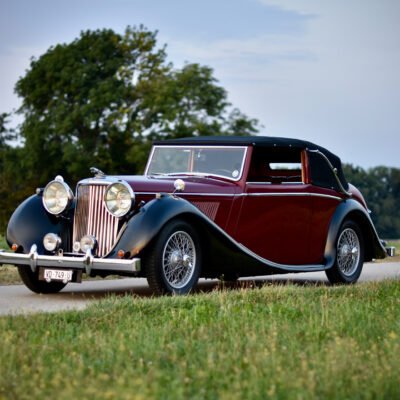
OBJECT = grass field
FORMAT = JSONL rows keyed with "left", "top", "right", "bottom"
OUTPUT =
{"left": 0, "top": 280, "right": 399, "bottom": 399}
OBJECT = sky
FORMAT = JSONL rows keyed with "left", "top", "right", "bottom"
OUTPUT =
{"left": 1, "top": 0, "right": 399, "bottom": 168}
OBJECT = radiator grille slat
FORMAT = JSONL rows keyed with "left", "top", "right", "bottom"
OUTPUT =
{"left": 72, "top": 184, "right": 119, "bottom": 257}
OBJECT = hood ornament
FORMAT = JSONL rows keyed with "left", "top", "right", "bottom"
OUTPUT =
{"left": 90, "top": 167, "right": 106, "bottom": 178}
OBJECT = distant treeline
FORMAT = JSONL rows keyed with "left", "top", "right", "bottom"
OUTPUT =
{"left": 343, "top": 164, "right": 400, "bottom": 238}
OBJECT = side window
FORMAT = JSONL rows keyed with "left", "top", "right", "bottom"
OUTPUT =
{"left": 247, "top": 148, "right": 305, "bottom": 184}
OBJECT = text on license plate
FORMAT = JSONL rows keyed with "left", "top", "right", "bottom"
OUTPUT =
{"left": 44, "top": 269, "right": 73, "bottom": 283}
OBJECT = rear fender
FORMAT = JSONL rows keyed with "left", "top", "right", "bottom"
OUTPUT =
{"left": 324, "top": 199, "right": 386, "bottom": 266}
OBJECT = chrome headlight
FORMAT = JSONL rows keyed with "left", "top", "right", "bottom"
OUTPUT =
{"left": 43, "top": 233, "right": 61, "bottom": 251}
{"left": 104, "top": 181, "right": 134, "bottom": 217}
{"left": 42, "top": 177, "right": 73, "bottom": 215}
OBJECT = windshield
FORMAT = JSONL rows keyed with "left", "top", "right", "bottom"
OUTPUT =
{"left": 146, "top": 146, "right": 247, "bottom": 181}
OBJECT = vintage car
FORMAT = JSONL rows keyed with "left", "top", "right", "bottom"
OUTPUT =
{"left": 0, "top": 136, "right": 393, "bottom": 295}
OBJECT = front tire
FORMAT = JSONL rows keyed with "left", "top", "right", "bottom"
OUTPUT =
{"left": 18, "top": 266, "right": 67, "bottom": 294}
{"left": 145, "top": 220, "right": 202, "bottom": 295}
{"left": 325, "top": 220, "right": 364, "bottom": 284}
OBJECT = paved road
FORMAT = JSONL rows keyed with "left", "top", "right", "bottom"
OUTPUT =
{"left": 1, "top": 262, "right": 399, "bottom": 316}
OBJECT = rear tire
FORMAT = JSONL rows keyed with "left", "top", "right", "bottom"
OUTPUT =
{"left": 18, "top": 266, "right": 67, "bottom": 294}
{"left": 145, "top": 220, "right": 202, "bottom": 295}
{"left": 325, "top": 220, "right": 364, "bottom": 284}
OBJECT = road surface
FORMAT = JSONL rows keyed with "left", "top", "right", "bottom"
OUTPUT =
{"left": 0, "top": 262, "right": 399, "bottom": 315}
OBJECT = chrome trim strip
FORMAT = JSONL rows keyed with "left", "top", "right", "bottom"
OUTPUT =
{"left": 236, "top": 243, "right": 326, "bottom": 272}
{"left": 0, "top": 247, "right": 141, "bottom": 273}
{"left": 77, "top": 176, "right": 135, "bottom": 186}
{"left": 136, "top": 192, "right": 342, "bottom": 201}
{"left": 244, "top": 193, "right": 342, "bottom": 201}
{"left": 144, "top": 145, "right": 248, "bottom": 182}
{"left": 247, "top": 181, "right": 303, "bottom": 185}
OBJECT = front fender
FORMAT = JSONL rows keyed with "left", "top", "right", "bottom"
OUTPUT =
{"left": 324, "top": 199, "right": 386, "bottom": 266}
{"left": 6, "top": 194, "right": 72, "bottom": 254}
{"left": 108, "top": 194, "right": 209, "bottom": 259}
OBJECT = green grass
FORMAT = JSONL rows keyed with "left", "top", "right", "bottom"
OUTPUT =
{"left": 0, "top": 281, "right": 399, "bottom": 399}
{"left": 0, "top": 235, "right": 8, "bottom": 249}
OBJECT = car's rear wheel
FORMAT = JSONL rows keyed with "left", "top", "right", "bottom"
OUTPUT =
{"left": 145, "top": 220, "right": 201, "bottom": 295}
{"left": 18, "top": 266, "right": 67, "bottom": 294}
{"left": 325, "top": 220, "right": 364, "bottom": 284}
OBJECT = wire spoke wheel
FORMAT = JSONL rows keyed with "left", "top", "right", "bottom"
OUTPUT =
{"left": 162, "top": 231, "right": 196, "bottom": 289}
{"left": 145, "top": 219, "right": 201, "bottom": 295}
{"left": 337, "top": 228, "right": 360, "bottom": 276}
{"left": 326, "top": 220, "right": 364, "bottom": 285}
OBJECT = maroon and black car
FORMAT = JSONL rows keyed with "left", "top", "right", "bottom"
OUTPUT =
{"left": 0, "top": 136, "right": 393, "bottom": 294}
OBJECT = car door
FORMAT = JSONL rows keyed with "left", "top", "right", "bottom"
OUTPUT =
{"left": 234, "top": 147, "right": 314, "bottom": 265}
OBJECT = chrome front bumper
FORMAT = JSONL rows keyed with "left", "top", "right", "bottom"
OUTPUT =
{"left": 0, "top": 244, "right": 141, "bottom": 275}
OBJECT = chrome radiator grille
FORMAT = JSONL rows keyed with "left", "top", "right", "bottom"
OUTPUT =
{"left": 72, "top": 184, "right": 119, "bottom": 257}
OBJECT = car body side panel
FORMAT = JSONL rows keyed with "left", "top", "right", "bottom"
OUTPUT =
{"left": 235, "top": 184, "right": 313, "bottom": 264}
{"left": 107, "top": 195, "right": 325, "bottom": 277}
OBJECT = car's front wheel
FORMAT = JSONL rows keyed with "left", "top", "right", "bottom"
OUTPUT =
{"left": 145, "top": 219, "right": 202, "bottom": 295}
{"left": 18, "top": 266, "right": 67, "bottom": 294}
{"left": 325, "top": 220, "right": 364, "bottom": 284}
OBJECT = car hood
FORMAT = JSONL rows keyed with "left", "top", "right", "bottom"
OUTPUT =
{"left": 80, "top": 175, "right": 240, "bottom": 196}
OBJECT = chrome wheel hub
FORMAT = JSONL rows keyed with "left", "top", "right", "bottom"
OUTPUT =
{"left": 337, "top": 228, "right": 360, "bottom": 276}
{"left": 162, "top": 231, "right": 196, "bottom": 289}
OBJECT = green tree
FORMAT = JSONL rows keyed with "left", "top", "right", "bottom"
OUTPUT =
{"left": 15, "top": 26, "right": 259, "bottom": 186}
{"left": 344, "top": 164, "right": 400, "bottom": 238}
{"left": 0, "top": 114, "right": 28, "bottom": 230}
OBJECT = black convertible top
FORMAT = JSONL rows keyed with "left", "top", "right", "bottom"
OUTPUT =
{"left": 157, "top": 135, "right": 318, "bottom": 148}
{"left": 155, "top": 136, "right": 348, "bottom": 191}
{"left": 157, "top": 135, "right": 334, "bottom": 158}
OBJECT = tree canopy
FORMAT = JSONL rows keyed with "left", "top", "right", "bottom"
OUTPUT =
{"left": 15, "top": 26, "right": 259, "bottom": 184}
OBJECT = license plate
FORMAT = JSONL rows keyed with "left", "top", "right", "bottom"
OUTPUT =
{"left": 43, "top": 269, "right": 73, "bottom": 283}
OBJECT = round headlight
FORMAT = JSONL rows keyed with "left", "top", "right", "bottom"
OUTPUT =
{"left": 104, "top": 182, "right": 134, "bottom": 217}
{"left": 43, "top": 233, "right": 61, "bottom": 252}
{"left": 42, "top": 178, "right": 73, "bottom": 215}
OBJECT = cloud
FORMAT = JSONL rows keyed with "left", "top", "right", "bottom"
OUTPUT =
{"left": 167, "top": 0, "right": 400, "bottom": 167}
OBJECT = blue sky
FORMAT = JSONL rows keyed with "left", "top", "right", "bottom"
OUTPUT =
{"left": 1, "top": 0, "right": 399, "bottom": 168}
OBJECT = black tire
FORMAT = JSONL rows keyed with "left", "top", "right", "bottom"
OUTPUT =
{"left": 325, "top": 220, "right": 364, "bottom": 284}
{"left": 145, "top": 219, "right": 202, "bottom": 295}
{"left": 18, "top": 266, "right": 67, "bottom": 294}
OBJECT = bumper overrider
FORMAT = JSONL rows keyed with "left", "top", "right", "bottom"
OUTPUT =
{"left": 0, "top": 244, "right": 141, "bottom": 276}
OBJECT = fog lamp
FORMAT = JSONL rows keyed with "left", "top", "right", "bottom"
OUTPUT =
{"left": 80, "top": 235, "right": 97, "bottom": 253}
{"left": 43, "top": 233, "right": 61, "bottom": 252}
